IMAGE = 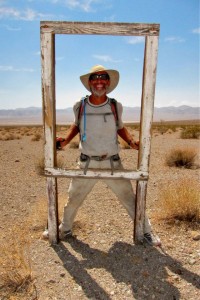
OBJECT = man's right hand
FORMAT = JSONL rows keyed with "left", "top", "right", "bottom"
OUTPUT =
{"left": 56, "top": 137, "right": 66, "bottom": 150}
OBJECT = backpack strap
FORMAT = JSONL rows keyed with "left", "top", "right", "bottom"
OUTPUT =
{"left": 109, "top": 98, "right": 119, "bottom": 127}
{"left": 77, "top": 96, "right": 88, "bottom": 141}
{"left": 77, "top": 96, "right": 87, "bottom": 127}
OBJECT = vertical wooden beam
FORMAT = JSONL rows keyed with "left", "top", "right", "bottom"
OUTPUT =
{"left": 41, "top": 30, "right": 58, "bottom": 244}
{"left": 134, "top": 35, "right": 159, "bottom": 244}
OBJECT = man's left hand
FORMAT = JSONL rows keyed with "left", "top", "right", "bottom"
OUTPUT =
{"left": 130, "top": 140, "right": 139, "bottom": 150}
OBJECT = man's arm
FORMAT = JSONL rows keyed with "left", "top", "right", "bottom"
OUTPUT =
{"left": 117, "top": 127, "right": 139, "bottom": 150}
{"left": 60, "top": 124, "right": 79, "bottom": 148}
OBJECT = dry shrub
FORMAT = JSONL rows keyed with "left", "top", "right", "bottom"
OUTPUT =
{"left": 28, "top": 195, "right": 66, "bottom": 238}
{"left": 0, "top": 226, "right": 36, "bottom": 299}
{"left": 31, "top": 133, "right": 41, "bottom": 141}
{"left": 0, "top": 133, "right": 21, "bottom": 141}
{"left": 166, "top": 147, "right": 197, "bottom": 169}
{"left": 28, "top": 197, "right": 48, "bottom": 238}
{"left": 153, "top": 124, "right": 177, "bottom": 135}
{"left": 34, "top": 154, "right": 66, "bottom": 176}
{"left": 0, "top": 134, "right": 5, "bottom": 140}
{"left": 0, "top": 130, "right": 6, "bottom": 135}
{"left": 20, "top": 127, "right": 30, "bottom": 136}
{"left": 181, "top": 126, "right": 200, "bottom": 139}
{"left": 25, "top": 131, "right": 32, "bottom": 136}
{"left": 157, "top": 179, "right": 200, "bottom": 222}
{"left": 34, "top": 155, "right": 45, "bottom": 176}
{"left": 69, "top": 141, "right": 79, "bottom": 149}
{"left": 14, "top": 128, "right": 22, "bottom": 135}
{"left": 166, "top": 129, "right": 173, "bottom": 134}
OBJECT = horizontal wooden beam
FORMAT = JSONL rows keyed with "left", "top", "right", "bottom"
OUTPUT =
{"left": 40, "top": 21, "right": 160, "bottom": 36}
{"left": 45, "top": 167, "right": 148, "bottom": 180}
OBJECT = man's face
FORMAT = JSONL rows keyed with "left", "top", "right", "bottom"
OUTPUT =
{"left": 88, "top": 71, "right": 110, "bottom": 97}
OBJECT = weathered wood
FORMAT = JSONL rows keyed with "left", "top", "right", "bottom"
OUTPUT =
{"left": 41, "top": 31, "right": 56, "bottom": 166}
{"left": 45, "top": 167, "right": 148, "bottom": 180}
{"left": 134, "top": 35, "right": 159, "bottom": 244}
{"left": 47, "top": 177, "right": 59, "bottom": 244}
{"left": 41, "top": 31, "right": 58, "bottom": 244}
{"left": 138, "top": 36, "right": 159, "bottom": 171}
{"left": 134, "top": 181, "right": 147, "bottom": 244}
{"left": 40, "top": 21, "right": 160, "bottom": 36}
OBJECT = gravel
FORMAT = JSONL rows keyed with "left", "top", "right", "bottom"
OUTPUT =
{"left": 0, "top": 129, "right": 199, "bottom": 299}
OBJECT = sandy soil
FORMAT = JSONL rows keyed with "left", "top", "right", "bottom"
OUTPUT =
{"left": 0, "top": 127, "right": 200, "bottom": 300}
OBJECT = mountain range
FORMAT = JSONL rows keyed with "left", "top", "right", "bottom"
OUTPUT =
{"left": 0, "top": 105, "right": 199, "bottom": 125}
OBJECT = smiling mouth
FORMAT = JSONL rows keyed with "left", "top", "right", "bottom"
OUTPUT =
{"left": 96, "top": 84, "right": 105, "bottom": 89}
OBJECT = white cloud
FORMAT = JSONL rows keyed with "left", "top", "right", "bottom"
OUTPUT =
{"left": 0, "top": 6, "right": 53, "bottom": 20}
{"left": 126, "top": 37, "right": 145, "bottom": 45}
{"left": 67, "top": 0, "right": 100, "bottom": 12}
{"left": 0, "top": 65, "right": 35, "bottom": 72}
{"left": 92, "top": 54, "right": 122, "bottom": 63}
{"left": 164, "top": 36, "right": 185, "bottom": 43}
{"left": 0, "top": 7, "right": 20, "bottom": 19}
{"left": 49, "top": 0, "right": 102, "bottom": 12}
{"left": 0, "top": 24, "right": 21, "bottom": 30}
{"left": 0, "top": 0, "right": 110, "bottom": 19}
{"left": 192, "top": 27, "right": 200, "bottom": 34}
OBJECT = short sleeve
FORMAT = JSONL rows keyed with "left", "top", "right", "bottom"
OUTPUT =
{"left": 73, "top": 101, "right": 81, "bottom": 126}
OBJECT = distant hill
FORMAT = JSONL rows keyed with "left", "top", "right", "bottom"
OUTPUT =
{"left": 0, "top": 105, "right": 199, "bottom": 125}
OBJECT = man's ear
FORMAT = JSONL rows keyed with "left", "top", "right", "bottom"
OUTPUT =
{"left": 88, "top": 81, "right": 92, "bottom": 92}
{"left": 106, "top": 80, "right": 110, "bottom": 87}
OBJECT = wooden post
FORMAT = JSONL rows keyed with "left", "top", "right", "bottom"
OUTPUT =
{"left": 41, "top": 30, "right": 59, "bottom": 244}
{"left": 134, "top": 35, "right": 159, "bottom": 244}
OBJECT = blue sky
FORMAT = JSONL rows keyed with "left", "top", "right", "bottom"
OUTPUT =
{"left": 0, "top": 0, "right": 199, "bottom": 109}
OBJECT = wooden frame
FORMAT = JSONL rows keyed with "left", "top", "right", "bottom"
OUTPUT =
{"left": 40, "top": 21, "right": 160, "bottom": 244}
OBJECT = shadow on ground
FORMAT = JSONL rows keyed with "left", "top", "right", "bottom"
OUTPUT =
{"left": 53, "top": 238, "right": 200, "bottom": 299}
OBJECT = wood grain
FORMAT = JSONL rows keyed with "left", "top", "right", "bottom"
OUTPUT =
{"left": 40, "top": 21, "right": 160, "bottom": 36}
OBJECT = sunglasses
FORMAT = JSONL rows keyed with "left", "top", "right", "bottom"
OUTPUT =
{"left": 89, "top": 73, "right": 110, "bottom": 81}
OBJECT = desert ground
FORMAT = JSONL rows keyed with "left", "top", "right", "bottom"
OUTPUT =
{"left": 0, "top": 123, "right": 200, "bottom": 300}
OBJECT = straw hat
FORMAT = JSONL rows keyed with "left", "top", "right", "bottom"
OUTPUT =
{"left": 80, "top": 65, "right": 119, "bottom": 94}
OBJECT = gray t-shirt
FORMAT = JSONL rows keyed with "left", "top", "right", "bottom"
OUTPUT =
{"left": 73, "top": 96, "right": 124, "bottom": 157}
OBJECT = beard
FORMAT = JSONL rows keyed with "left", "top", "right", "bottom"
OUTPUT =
{"left": 90, "top": 84, "right": 109, "bottom": 97}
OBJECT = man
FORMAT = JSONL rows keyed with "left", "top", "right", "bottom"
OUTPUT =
{"left": 44, "top": 65, "right": 161, "bottom": 246}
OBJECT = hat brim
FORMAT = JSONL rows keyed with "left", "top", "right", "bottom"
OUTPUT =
{"left": 80, "top": 69, "right": 119, "bottom": 94}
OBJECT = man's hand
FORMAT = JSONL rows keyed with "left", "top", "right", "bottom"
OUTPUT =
{"left": 56, "top": 137, "right": 66, "bottom": 150}
{"left": 129, "top": 140, "right": 139, "bottom": 150}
